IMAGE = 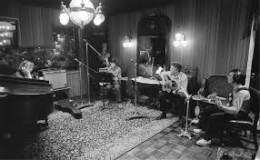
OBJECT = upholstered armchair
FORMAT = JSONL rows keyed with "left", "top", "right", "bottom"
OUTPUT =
{"left": 182, "top": 65, "right": 199, "bottom": 95}
{"left": 200, "top": 75, "right": 233, "bottom": 98}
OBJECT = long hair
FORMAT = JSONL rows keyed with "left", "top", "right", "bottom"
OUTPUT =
{"left": 229, "top": 69, "right": 245, "bottom": 85}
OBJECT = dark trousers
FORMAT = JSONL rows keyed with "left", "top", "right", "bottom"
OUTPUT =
{"left": 199, "top": 105, "right": 249, "bottom": 140}
{"left": 159, "top": 91, "right": 186, "bottom": 118}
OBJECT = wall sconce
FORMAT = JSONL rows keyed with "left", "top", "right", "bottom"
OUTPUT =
{"left": 173, "top": 33, "right": 187, "bottom": 47}
{"left": 93, "top": 3, "right": 105, "bottom": 26}
{"left": 122, "top": 35, "right": 133, "bottom": 48}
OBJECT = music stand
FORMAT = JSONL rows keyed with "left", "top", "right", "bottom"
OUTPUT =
{"left": 178, "top": 95, "right": 192, "bottom": 139}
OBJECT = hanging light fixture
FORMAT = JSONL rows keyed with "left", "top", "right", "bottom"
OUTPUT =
{"left": 59, "top": 0, "right": 105, "bottom": 28}
{"left": 59, "top": 2, "right": 70, "bottom": 26}
{"left": 93, "top": 3, "right": 105, "bottom": 26}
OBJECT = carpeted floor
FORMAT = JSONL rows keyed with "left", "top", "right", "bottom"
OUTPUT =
{"left": 9, "top": 101, "right": 177, "bottom": 160}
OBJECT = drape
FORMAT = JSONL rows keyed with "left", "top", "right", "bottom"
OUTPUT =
{"left": 108, "top": 0, "right": 250, "bottom": 80}
{"left": 0, "top": 1, "right": 59, "bottom": 48}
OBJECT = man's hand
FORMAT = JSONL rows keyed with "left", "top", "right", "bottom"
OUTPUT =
{"left": 197, "top": 88, "right": 204, "bottom": 95}
{"left": 207, "top": 92, "right": 217, "bottom": 99}
{"left": 215, "top": 99, "right": 225, "bottom": 110}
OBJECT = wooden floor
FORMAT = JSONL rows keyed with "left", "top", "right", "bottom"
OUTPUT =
{"left": 116, "top": 122, "right": 256, "bottom": 160}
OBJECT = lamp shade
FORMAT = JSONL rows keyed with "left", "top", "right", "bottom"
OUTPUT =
{"left": 59, "top": 12, "right": 70, "bottom": 25}
{"left": 175, "top": 33, "right": 184, "bottom": 41}
{"left": 93, "top": 13, "right": 105, "bottom": 26}
{"left": 69, "top": 0, "right": 95, "bottom": 28}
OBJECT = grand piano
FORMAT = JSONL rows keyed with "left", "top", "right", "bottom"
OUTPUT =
{"left": 0, "top": 74, "right": 53, "bottom": 136}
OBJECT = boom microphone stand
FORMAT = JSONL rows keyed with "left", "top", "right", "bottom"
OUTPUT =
{"left": 74, "top": 58, "right": 92, "bottom": 109}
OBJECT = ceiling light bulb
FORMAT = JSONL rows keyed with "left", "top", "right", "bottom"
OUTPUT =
{"left": 59, "top": 12, "right": 70, "bottom": 25}
{"left": 175, "top": 33, "right": 184, "bottom": 41}
{"left": 93, "top": 13, "right": 105, "bottom": 26}
{"left": 173, "top": 41, "right": 180, "bottom": 47}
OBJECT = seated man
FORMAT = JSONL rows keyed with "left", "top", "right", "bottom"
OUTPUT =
{"left": 105, "top": 58, "right": 122, "bottom": 102}
{"left": 196, "top": 69, "right": 250, "bottom": 146}
{"left": 157, "top": 62, "right": 188, "bottom": 120}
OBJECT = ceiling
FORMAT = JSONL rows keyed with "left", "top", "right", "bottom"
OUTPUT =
{"left": 8, "top": 0, "right": 173, "bottom": 15}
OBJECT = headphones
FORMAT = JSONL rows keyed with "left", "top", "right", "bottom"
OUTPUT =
{"left": 230, "top": 69, "right": 245, "bottom": 85}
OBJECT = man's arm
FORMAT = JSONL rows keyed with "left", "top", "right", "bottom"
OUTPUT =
{"left": 217, "top": 90, "right": 250, "bottom": 115}
{"left": 160, "top": 71, "right": 171, "bottom": 81}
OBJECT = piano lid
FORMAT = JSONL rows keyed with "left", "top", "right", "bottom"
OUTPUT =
{"left": 0, "top": 74, "right": 52, "bottom": 95}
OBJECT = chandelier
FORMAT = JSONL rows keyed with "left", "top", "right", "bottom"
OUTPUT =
{"left": 59, "top": 0, "right": 105, "bottom": 28}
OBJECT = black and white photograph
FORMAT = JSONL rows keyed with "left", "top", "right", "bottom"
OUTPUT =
{"left": 0, "top": 0, "right": 259, "bottom": 159}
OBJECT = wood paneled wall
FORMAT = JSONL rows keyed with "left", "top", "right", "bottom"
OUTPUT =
{"left": 108, "top": 0, "right": 251, "bottom": 81}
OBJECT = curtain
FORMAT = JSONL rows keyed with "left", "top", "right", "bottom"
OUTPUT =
{"left": 0, "top": 1, "right": 59, "bottom": 48}
{"left": 108, "top": 0, "right": 250, "bottom": 80}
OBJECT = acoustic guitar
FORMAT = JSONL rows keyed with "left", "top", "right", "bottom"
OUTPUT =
{"left": 161, "top": 79, "right": 178, "bottom": 93}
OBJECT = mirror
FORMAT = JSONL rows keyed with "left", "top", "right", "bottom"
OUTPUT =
{"left": 137, "top": 14, "right": 171, "bottom": 78}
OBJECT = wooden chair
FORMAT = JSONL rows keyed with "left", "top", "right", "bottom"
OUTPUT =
{"left": 224, "top": 87, "right": 259, "bottom": 151}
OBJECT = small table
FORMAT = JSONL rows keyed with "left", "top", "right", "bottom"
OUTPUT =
{"left": 191, "top": 95, "right": 228, "bottom": 122}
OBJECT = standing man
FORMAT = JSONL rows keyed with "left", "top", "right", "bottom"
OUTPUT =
{"left": 106, "top": 58, "right": 122, "bottom": 102}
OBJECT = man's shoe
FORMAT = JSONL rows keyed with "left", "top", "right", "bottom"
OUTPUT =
{"left": 191, "top": 118, "right": 199, "bottom": 124}
{"left": 156, "top": 113, "right": 166, "bottom": 120}
{"left": 196, "top": 138, "right": 211, "bottom": 146}
{"left": 193, "top": 128, "right": 202, "bottom": 134}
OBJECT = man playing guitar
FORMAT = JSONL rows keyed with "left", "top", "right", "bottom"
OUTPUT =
{"left": 157, "top": 62, "right": 188, "bottom": 120}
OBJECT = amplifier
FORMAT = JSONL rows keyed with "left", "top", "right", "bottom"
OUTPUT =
{"left": 41, "top": 69, "right": 67, "bottom": 89}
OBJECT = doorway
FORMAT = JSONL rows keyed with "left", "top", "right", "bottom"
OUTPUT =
{"left": 137, "top": 14, "right": 171, "bottom": 77}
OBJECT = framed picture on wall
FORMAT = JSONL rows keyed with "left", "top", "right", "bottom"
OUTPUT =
{"left": 0, "top": 16, "right": 20, "bottom": 48}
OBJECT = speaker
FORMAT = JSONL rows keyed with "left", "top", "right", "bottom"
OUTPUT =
{"left": 42, "top": 69, "right": 67, "bottom": 89}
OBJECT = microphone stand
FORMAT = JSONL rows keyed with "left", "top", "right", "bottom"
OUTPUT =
{"left": 178, "top": 95, "right": 192, "bottom": 139}
{"left": 130, "top": 59, "right": 138, "bottom": 106}
{"left": 134, "top": 63, "right": 137, "bottom": 106}
{"left": 74, "top": 58, "right": 92, "bottom": 109}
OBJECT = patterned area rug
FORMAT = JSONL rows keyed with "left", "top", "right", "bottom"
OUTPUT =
{"left": 22, "top": 101, "right": 177, "bottom": 160}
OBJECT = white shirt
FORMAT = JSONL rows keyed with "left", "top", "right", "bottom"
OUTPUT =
{"left": 232, "top": 86, "right": 250, "bottom": 113}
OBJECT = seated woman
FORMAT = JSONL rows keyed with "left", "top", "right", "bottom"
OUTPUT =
{"left": 157, "top": 62, "right": 188, "bottom": 120}
{"left": 196, "top": 69, "right": 250, "bottom": 146}
{"left": 15, "top": 60, "right": 49, "bottom": 130}
{"left": 105, "top": 58, "right": 122, "bottom": 102}
{"left": 15, "top": 60, "right": 34, "bottom": 79}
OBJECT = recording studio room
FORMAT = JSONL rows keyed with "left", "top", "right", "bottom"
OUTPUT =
{"left": 0, "top": 0, "right": 259, "bottom": 159}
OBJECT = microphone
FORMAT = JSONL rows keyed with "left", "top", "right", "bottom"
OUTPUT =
{"left": 74, "top": 58, "right": 82, "bottom": 64}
